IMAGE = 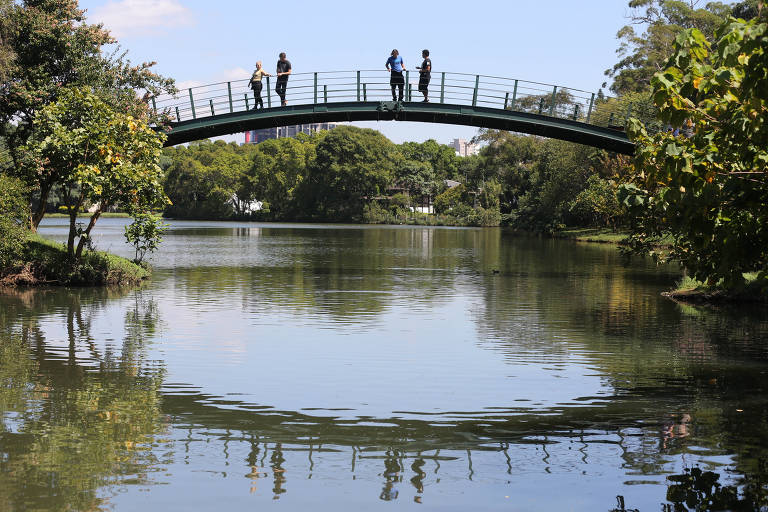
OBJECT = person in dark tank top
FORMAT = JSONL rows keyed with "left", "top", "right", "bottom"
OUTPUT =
{"left": 275, "top": 52, "right": 292, "bottom": 106}
{"left": 417, "top": 49, "right": 431, "bottom": 103}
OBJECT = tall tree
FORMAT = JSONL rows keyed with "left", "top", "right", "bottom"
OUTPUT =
{"left": 21, "top": 87, "right": 168, "bottom": 260}
{"left": 0, "top": 0, "right": 174, "bottom": 229}
{"left": 301, "top": 126, "right": 398, "bottom": 220}
{"left": 607, "top": 0, "right": 733, "bottom": 94}
{"left": 621, "top": 15, "right": 768, "bottom": 286}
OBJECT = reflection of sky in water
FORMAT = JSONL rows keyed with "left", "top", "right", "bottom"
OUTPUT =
{"left": 10, "top": 218, "right": 767, "bottom": 510}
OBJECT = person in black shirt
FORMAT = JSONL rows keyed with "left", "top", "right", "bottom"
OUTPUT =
{"left": 416, "top": 49, "right": 431, "bottom": 103}
{"left": 275, "top": 52, "right": 292, "bottom": 106}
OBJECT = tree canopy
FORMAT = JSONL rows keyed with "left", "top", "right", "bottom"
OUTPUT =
{"left": 622, "top": 14, "right": 768, "bottom": 286}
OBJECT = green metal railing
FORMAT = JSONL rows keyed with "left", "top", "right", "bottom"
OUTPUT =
{"left": 152, "top": 70, "right": 634, "bottom": 131}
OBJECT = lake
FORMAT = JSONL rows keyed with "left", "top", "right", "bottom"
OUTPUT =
{"left": 1, "top": 218, "right": 767, "bottom": 511}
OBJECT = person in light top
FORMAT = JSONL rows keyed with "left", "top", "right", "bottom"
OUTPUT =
{"left": 386, "top": 49, "right": 405, "bottom": 102}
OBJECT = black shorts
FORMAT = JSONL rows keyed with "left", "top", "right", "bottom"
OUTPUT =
{"left": 390, "top": 71, "right": 404, "bottom": 85}
{"left": 418, "top": 76, "right": 430, "bottom": 92}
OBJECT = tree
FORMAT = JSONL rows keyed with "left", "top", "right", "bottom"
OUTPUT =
{"left": 0, "top": 174, "right": 28, "bottom": 269}
{"left": 607, "top": 0, "right": 734, "bottom": 94}
{"left": 301, "top": 126, "right": 397, "bottom": 220}
{"left": 621, "top": 15, "right": 768, "bottom": 287}
{"left": 21, "top": 87, "right": 168, "bottom": 260}
{"left": 0, "top": 0, "right": 175, "bottom": 229}
{"left": 124, "top": 212, "right": 168, "bottom": 264}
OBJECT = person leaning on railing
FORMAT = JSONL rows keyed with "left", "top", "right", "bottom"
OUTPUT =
{"left": 248, "top": 61, "right": 272, "bottom": 110}
{"left": 386, "top": 49, "right": 405, "bottom": 102}
{"left": 276, "top": 52, "right": 292, "bottom": 106}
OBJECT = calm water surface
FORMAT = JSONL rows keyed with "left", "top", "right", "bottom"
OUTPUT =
{"left": 1, "top": 219, "right": 767, "bottom": 511}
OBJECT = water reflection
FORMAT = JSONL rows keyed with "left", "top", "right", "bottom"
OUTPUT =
{"left": 0, "top": 287, "right": 168, "bottom": 511}
{"left": 2, "top": 221, "right": 768, "bottom": 510}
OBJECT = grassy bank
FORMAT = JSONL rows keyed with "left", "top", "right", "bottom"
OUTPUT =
{"left": 0, "top": 235, "right": 149, "bottom": 286}
{"left": 664, "top": 274, "right": 768, "bottom": 304}
{"left": 552, "top": 228, "right": 630, "bottom": 244}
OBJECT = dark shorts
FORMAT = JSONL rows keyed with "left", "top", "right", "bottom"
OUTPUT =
{"left": 390, "top": 71, "right": 404, "bottom": 85}
{"left": 418, "top": 76, "right": 430, "bottom": 92}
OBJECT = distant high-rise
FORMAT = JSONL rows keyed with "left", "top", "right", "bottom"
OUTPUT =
{"left": 243, "top": 123, "right": 338, "bottom": 144}
{"left": 450, "top": 138, "right": 479, "bottom": 157}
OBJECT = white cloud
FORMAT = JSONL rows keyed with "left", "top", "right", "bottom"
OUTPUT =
{"left": 90, "top": 0, "right": 194, "bottom": 38}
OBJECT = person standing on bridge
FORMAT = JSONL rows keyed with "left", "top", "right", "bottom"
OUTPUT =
{"left": 416, "top": 49, "right": 431, "bottom": 102}
{"left": 386, "top": 49, "right": 405, "bottom": 102}
{"left": 275, "top": 52, "right": 292, "bottom": 106}
{"left": 248, "top": 61, "right": 271, "bottom": 109}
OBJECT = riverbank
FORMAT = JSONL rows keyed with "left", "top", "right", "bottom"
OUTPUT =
{"left": 551, "top": 227, "right": 630, "bottom": 244}
{"left": 45, "top": 212, "right": 131, "bottom": 218}
{"left": 0, "top": 235, "right": 149, "bottom": 286}
{"left": 664, "top": 275, "right": 768, "bottom": 305}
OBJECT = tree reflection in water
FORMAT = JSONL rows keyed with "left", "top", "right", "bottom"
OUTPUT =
{"left": 0, "top": 287, "right": 169, "bottom": 511}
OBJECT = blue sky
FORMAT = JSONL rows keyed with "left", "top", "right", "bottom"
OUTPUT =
{"left": 81, "top": 0, "right": 631, "bottom": 144}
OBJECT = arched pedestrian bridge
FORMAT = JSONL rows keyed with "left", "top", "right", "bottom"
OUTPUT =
{"left": 152, "top": 70, "right": 635, "bottom": 154}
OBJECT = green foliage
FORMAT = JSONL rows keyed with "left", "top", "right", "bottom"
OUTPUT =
{"left": 0, "top": 0, "right": 175, "bottom": 228}
{"left": 21, "top": 87, "right": 168, "bottom": 260}
{"left": 124, "top": 212, "right": 168, "bottom": 264}
{"left": 433, "top": 184, "right": 468, "bottom": 214}
{"left": 567, "top": 175, "right": 623, "bottom": 228}
{"left": 623, "top": 17, "right": 768, "bottom": 288}
{"left": 8, "top": 235, "right": 150, "bottom": 285}
{"left": 479, "top": 179, "right": 502, "bottom": 209}
{"left": 0, "top": 174, "right": 29, "bottom": 269}
{"left": 607, "top": 0, "right": 735, "bottom": 94}
{"left": 300, "top": 126, "right": 397, "bottom": 220}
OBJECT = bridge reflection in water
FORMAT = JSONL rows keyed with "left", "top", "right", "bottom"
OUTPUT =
{"left": 152, "top": 70, "right": 638, "bottom": 154}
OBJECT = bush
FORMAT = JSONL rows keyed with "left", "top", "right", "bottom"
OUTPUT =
{"left": 0, "top": 174, "right": 29, "bottom": 270}
{"left": 388, "top": 193, "right": 410, "bottom": 212}
{"left": 434, "top": 184, "right": 467, "bottom": 214}
{"left": 567, "top": 175, "right": 623, "bottom": 228}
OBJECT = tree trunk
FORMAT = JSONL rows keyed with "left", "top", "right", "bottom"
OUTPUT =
{"left": 67, "top": 210, "right": 78, "bottom": 259}
{"left": 30, "top": 180, "right": 53, "bottom": 232}
{"left": 74, "top": 208, "right": 103, "bottom": 260}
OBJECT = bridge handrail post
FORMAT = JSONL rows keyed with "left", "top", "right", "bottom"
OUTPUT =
{"left": 586, "top": 92, "right": 595, "bottom": 123}
{"left": 356, "top": 71, "right": 361, "bottom": 101}
{"left": 440, "top": 72, "right": 445, "bottom": 104}
{"left": 549, "top": 85, "right": 557, "bottom": 116}
{"left": 510, "top": 80, "right": 518, "bottom": 110}
{"left": 363, "top": 83, "right": 367, "bottom": 101}
{"left": 188, "top": 88, "right": 196, "bottom": 119}
{"left": 244, "top": 93, "right": 250, "bottom": 110}
{"left": 324, "top": 84, "right": 328, "bottom": 103}
{"left": 572, "top": 104, "right": 580, "bottom": 121}
{"left": 405, "top": 70, "right": 410, "bottom": 101}
{"left": 210, "top": 99, "right": 215, "bottom": 116}
{"left": 314, "top": 73, "right": 318, "bottom": 104}
{"left": 228, "top": 82, "right": 233, "bottom": 113}
{"left": 472, "top": 75, "right": 479, "bottom": 107}
{"left": 504, "top": 92, "right": 509, "bottom": 110}
{"left": 175, "top": 106, "right": 180, "bottom": 122}
{"left": 151, "top": 97, "right": 157, "bottom": 116}
{"left": 266, "top": 76, "right": 272, "bottom": 108}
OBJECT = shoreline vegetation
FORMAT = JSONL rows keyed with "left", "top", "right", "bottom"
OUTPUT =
{"left": 664, "top": 275, "right": 768, "bottom": 305}
{"left": 0, "top": 235, "right": 149, "bottom": 287}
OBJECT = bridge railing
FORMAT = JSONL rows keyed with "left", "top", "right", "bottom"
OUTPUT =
{"left": 151, "top": 70, "right": 643, "bottom": 132}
